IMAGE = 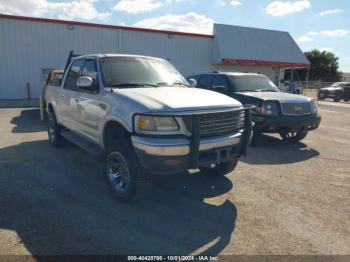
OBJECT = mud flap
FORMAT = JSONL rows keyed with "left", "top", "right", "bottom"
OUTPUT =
{"left": 240, "top": 109, "right": 253, "bottom": 157}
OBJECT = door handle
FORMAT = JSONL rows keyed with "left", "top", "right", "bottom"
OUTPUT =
{"left": 98, "top": 104, "right": 106, "bottom": 110}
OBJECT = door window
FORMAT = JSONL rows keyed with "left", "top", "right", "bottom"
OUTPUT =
{"left": 64, "top": 60, "right": 84, "bottom": 90}
{"left": 198, "top": 75, "right": 212, "bottom": 88}
{"left": 81, "top": 60, "right": 98, "bottom": 91}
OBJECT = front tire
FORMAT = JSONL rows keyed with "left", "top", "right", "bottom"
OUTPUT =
{"left": 106, "top": 143, "right": 152, "bottom": 201}
{"left": 200, "top": 159, "right": 238, "bottom": 176}
{"left": 47, "top": 110, "right": 62, "bottom": 147}
{"left": 279, "top": 130, "right": 308, "bottom": 142}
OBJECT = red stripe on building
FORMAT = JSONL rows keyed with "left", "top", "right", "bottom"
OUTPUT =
{"left": 0, "top": 13, "right": 214, "bottom": 39}
{"left": 223, "top": 59, "right": 310, "bottom": 68}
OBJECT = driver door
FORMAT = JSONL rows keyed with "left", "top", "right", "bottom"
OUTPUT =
{"left": 74, "top": 59, "right": 108, "bottom": 143}
{"left": 58, "top": 59, "right": 84, "bottom": 131}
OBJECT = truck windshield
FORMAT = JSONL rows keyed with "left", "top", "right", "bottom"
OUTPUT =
{"left": 229, "top": 75, "right": 278, "bottom": 92}
{"left": 101, "top": 57, "right": 190, "bottom": 88}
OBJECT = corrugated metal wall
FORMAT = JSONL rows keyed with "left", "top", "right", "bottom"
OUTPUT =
{"left": 0, "top": 18, "right": 213, "bottom": 99}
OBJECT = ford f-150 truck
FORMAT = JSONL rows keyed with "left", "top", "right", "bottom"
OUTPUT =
{"left": 45, "top": 54, "right": 252, "bottom": 201}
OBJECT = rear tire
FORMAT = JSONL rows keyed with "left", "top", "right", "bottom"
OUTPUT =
{"left": 279, "top": 130, "right": 308, "bottom": 142}
{"left": 200, "top": 159, "right": 238, "bottom": 176}
{"left": 334, "top": 96, "right": 341, "bottom": 102}
{"left": 47, "top": 110, "right": 62, "bottom": 147}
{"left": 106, "top": 143, "right": 152, "bottom": 201}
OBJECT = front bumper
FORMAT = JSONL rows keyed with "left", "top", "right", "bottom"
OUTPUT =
{"left": 253, "top": 113, "right": 321, "bottom": 132}
{"left": 132, "top": 132, "right": 245, "bottom": 174}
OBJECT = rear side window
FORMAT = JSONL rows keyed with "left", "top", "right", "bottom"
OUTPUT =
{"left": 198, "top": 75, "right": 212, "bottom": 88}
{"left": 49, "top": 73, "right": 63, "bottom": 87}
{"left": 212, "top": 76, "right": 230, "bottom": 90}
{"left": 64, "top": 60, "right": 84, "bottom": 90}
{"left": 81, "top": 60, "right": 98, "bottom": 87}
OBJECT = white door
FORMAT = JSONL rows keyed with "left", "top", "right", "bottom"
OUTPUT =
{"left": 58, "top": 59, "right": 85, "bottom": 132}
{"left": 74, "top": 59, "right": 108, "bottom": 143}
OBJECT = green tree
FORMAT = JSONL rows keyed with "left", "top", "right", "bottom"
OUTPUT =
{"left": 302, "top": 49, "right": 342, "bottom": 82}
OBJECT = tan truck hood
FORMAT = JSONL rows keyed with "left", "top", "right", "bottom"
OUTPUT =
{"left": 114, "top": 87, "right": 242, "bottom": 112}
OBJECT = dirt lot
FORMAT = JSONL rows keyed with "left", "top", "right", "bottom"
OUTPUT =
{"left": 0, "top": 101, "right": 349, "bottom": 256}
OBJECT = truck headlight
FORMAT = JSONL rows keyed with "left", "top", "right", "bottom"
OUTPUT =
{"left": 310, "top": 100, "right": 317, "bottom": 114}
{"left": 136, "top": 115, "right": 179, "bottom": 133}
{"left": 259, "top": 101, "right": 279, "bottom": 116}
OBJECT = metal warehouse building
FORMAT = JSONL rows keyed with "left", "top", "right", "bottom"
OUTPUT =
{"left": 0, "top": 13, "right": 309, "bottom": 101}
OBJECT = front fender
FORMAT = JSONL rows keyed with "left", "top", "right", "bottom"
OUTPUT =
{"left": 99, "top": 115, "right": 132, "bottom": 149}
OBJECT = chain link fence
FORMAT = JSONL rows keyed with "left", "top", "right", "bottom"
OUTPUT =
{"left": 293, "top": 81, "right": 336, "bottom": 101}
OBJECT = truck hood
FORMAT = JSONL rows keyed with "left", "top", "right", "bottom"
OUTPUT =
{"left": 237, "top": 91, "right": 312, "bottom": 103}
{"left": 114, "top": 87, "right": 242, "bottom": 112}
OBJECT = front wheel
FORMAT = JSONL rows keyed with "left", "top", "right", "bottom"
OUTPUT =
{"left": 106, "top": 143, "right": 152, "bottom": 201}
{"left": 200, "top": 159, "right": 238, "bottom": 176}
{"left": 279, "top": 130, "right": 308, "bottom": 142}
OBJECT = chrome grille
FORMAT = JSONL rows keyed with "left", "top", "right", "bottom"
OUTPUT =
{"left": 280, "top": 103, "right": 311, "bottom": 116}
{"left": 198, "top": 111, "right": 245, "bottom": 138}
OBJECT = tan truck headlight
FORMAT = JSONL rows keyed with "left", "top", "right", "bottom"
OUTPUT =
{"left": 137, "top": 115, "right": 179, "bottom": 132}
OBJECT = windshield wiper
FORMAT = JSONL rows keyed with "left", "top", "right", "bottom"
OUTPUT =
{"left": 155, "top": 82, "right": 190, "bottom": 87}
{"left": 258, "top": 89, "right": 277, "bottom": 92}
{"left": 172, "top": 81, "right": 190, "bottom": 87}
{"left": 109, "top": 83, "right": 157, "bottom": 88}
{"left": 240, "top": 89, "right": 259, "bottom": 92}
{"left": 240, "top": 89, "right": 276, "bottom": 92}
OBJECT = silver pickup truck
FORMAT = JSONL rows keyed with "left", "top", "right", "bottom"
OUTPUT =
{"left": 45, "top": 54, "right": 252, "bottom": 201}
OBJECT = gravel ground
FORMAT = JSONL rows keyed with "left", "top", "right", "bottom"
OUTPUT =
{"left": 0, "top": 102, "right": 349, "bottom": 256}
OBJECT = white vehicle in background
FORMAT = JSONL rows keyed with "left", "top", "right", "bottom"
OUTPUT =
{"left": 44, "top": 53, "right": 252, "bottom": 201}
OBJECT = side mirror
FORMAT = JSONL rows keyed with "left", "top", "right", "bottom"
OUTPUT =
{"left": 188, "top": 78, "right": 197, "bottom": 87}
{"left": 77, "top": 76, "right": 94, "bottom": 90}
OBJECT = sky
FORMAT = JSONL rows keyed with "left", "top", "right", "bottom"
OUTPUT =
{"left": 0, "top": 0, "right": 349, "bottom": 71}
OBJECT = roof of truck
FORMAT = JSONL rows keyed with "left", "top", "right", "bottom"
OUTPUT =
{"left": 191, "top": 71, "right": 263, "bottom": 77}
{"left": 73, "top": 54, "right": 165, "bottom": 60}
